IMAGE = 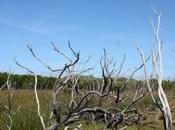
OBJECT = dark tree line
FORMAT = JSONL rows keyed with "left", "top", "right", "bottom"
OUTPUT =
{"left": 0, "top": 72, "right": 55, "bottom": 89}
{"left": 0, "top": 72, "right": 174, "bottom": 90}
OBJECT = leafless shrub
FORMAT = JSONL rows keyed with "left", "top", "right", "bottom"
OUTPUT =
{"left": 15, "top": 42, "right": 147, "bottom": 130}
{"left": 137, "top": 10, "right": 172, "bottom": 130}
{"left": 0, "top": 73, "right": 21, "bottom": 130}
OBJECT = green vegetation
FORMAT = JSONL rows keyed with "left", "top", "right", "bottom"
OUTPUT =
{"left": 0, "top": 90, "right": 175, "bottom": 130}
{"left": 0, "top": 72, "right": 174, "bottom": 90}
{"left": 0, "top": 73, "right": 175, "bottom": 130}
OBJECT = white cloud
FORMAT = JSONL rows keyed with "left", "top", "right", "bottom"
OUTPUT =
{"left": 0, "top": 16, "right": 54, "bottom": 35}
{"left": 0, "top": 16, "right": 81, "bottom": 36}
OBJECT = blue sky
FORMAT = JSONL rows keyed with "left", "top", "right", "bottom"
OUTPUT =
{"left": 0, "top": 0, "right": 175, "bottom": 79}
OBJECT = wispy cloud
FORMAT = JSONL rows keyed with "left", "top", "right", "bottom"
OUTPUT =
{"left": 98, "top": 32, "right": 138, "bottom": 42}
{"left": 0, "top": 16, "right": 54, "bottom": 35}
{"left": 0, "top": 16, "right": 81, "bottom": 36}
{"left": 54, "top": 26, "right": 81, "bottom": 31}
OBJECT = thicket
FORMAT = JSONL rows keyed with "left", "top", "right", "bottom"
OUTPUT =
{"left": 0, "top": 72, "right": 174, "bottom": 90}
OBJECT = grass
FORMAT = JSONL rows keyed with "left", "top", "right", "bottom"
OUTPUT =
{"left": 0, "top": 89, "right": 175, "bottom": 130}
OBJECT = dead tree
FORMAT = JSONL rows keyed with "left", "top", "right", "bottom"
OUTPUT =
{"left": 137, "top": 10, "right": 172, "bottom": 130}
{"left": 15, "top": 42, "right": 148, "bottom": 130}
{"left": 15, "top": 43, "right": 85, "bottom": 130}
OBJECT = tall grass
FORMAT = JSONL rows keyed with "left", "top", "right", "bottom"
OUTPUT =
{"left": 0, "top": 90, "right": 175, "bottom": 130}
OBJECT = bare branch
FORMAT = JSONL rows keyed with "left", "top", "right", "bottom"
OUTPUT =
{"left": 27, "top": 44, "right": 62, "bottom": 72}
{"left": 136, "top": 46, "right": 156, "bottom": 104}
{"left": 51, "top": 42, "right": 72, "bottom": 62}
{"left": 15, "top": 60, "right": 46, "bottom": 130}
{"left": 150, "top": 11, "right": 172, "bottom": 130}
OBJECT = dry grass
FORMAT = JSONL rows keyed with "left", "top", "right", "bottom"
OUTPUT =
{"left": 0, "top": 89, "right": 175, "bottom": 130}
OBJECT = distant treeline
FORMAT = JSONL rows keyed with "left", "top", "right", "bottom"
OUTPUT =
{"left": 0, "top": 72, "right": 174, "bottom": 90}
